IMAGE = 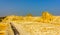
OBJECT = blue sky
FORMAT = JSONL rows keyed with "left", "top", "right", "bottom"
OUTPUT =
{"left": 0, "top": 0, "right": 60, "bottom": 16}
{"left": 41, "top": 0, "right": 60, "bottom": 15}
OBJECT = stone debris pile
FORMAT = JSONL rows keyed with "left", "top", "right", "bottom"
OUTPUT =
{"left": 0, "top": 12, "right": 60, "bottom": 35}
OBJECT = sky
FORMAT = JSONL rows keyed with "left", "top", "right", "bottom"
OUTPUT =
{"left": 41, "top": 0, "right": 60, "bottom": 15}
{"left": 0, "top": 0, "right": 60, "bottom": 16}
